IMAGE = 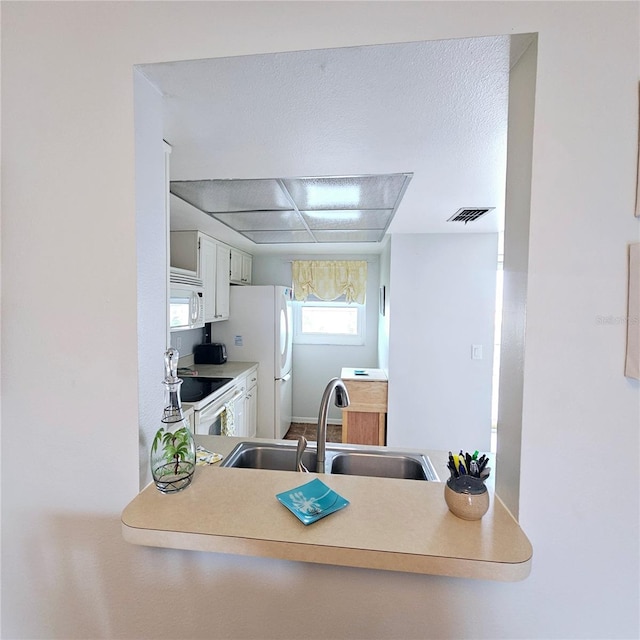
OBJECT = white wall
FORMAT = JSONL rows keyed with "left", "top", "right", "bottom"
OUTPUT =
{"left": 251, "top": 253, "right": 380, "bottom": 423}
{"left": 2, "top": 3, "right": 638, "bottom": 639}
{"left": 135, "top": 71, "right": 169, "bottom": 489}
{"left": 387, "top": 233, "right": 498, "bottom": 451}
{"left": 495, "top": 37, "right": 537, "bottom": 517}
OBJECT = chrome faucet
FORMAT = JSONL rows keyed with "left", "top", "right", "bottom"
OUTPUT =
{"left": 316, "top": 377, "right": 350, "bottom": 473}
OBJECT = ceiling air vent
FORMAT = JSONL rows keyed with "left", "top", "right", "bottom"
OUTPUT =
{"left": 447, "top": 207, "right": 494, "bottom": 224}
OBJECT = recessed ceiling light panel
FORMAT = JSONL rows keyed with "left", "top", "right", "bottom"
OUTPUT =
{"left": 170, "top": 173, "right": 413, "bottom": 244}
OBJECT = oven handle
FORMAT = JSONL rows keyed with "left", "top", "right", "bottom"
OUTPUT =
{"left": 201, "top": 388, "right": 244, "bottom": 420}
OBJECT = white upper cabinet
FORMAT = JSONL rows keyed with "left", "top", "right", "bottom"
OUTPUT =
{"left": 230, "top": 249, "right": 243, "bottom": 283}
{"left": 215, "top": 243, "right": 231, "bottom": 321}
{"left": 241, "top": 253, "right": 253, "bottom": 285}
{"left": 230, "top": 247, "right": 252, "bottom": 285}
{"left": 199, "top": 235, "right": 218, "bottom": 322}
{"left": 170, "top": 231, "right": 230, "bottom": 323}
{"left": 170, "top": 229, "right": 200, "bottom": 274}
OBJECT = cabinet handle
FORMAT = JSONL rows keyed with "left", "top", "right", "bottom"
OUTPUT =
{"left": 251, "top": 377, "right": 257, "bottom": 382}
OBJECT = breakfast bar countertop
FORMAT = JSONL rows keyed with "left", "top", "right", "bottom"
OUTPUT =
{"left": 122, "top": 436, "right": 532, "bottom": 582}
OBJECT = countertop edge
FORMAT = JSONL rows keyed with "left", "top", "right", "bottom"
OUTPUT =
{"left": 121, "top": 520, "right": 531, "bottom": 582}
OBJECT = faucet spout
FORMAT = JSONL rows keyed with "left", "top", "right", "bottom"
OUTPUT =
{"left": 316, "top": 377, "right": 350, "bottom": 473}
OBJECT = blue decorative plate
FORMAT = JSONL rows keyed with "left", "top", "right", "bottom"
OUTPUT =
{"left": 276, "top": 478, "right": 349, "bottom": 525}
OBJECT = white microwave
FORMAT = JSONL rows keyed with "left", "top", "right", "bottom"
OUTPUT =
{"left": 169, "top": 272, "right": 205, "bottom": 331}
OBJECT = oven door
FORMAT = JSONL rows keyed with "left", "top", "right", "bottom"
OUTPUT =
{"left": 194, "top": 385, "right": 244, "bottom": 436}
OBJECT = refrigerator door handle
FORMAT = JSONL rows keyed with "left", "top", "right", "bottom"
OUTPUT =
{"left": 278, "top": 372, "right": 292, "bottom": 382}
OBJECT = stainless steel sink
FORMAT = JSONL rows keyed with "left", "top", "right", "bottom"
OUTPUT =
{"left": 220, "top": 441, "right": 438, "bottom": 481}
{"left": 330, "top": 452, "right": 436, "bottom": 481}
{"left": 220, "top": 442, "right": 318, "bottom": 472}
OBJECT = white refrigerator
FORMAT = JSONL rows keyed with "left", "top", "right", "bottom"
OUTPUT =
{"left": 212, "top": 285, "right": 293, "bottom": 439}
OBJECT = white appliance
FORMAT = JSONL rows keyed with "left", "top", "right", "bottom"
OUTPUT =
{"left": 192, "top": 383, "right": 244, "bottom": 436}
{"left": 169, "top": 270, "right": 205, "bottom": 331}
{"left": 213, "top": 285, "right": 293, "bottom": 439}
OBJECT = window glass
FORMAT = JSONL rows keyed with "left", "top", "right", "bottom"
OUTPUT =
{"left": 293, "top": 298, "right": 365, "bottom": 345}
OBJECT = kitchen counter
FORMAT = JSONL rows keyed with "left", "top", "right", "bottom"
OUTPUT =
{"left": 181, "top": 360, "right": 258, "bottom": 379}
{"left": 178, "top": 361, "right": 258, "bottom": 412}
{"left": 122, "top": 436, "right": 531, "bottom": 581}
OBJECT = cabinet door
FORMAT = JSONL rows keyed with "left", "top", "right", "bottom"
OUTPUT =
{"left": 170, "top": 230, "right": 199, "bottom": 274}
{"left": 199, "top": 235, "right": 217, "bottom": 323}
{"left": 234, "top": 396, "right": 246, "bottom": 437}
{"left": 246, "top": 388, "right": 257, "bottom": 438}
{"left": 233, "top": 377, "right": 247, "bottom": 437}
{"left": 215, "top": 244, "right": 230, "bottom": 321}
{"left": 230, "top": 249, "right": 243, "bottom": 284}
{"left": 241, "top": 254, "right": 252, "bottom": 284}
{"left": 245, "top": 370, "right": 258, "bottom": 438}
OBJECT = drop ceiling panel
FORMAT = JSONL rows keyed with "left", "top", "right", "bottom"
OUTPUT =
{"left": 241, "top": 230, "right": 316, "bottom": 244}
{"left": 171, "top": 178, "right": 292, "bottom": 213}
{"left": 300, "top": 209, "right": 392, "bottom": 230}
{"left": 312, "top": 230, "right": 386, "bottom": 243}
{"left": 212, "top": 210, "right": 304, "bottom": 231}
{"left": 282, "top": 174, "right": 409, "bottom": 210}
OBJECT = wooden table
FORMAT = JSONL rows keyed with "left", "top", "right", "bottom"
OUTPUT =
{"left": 340, "top": 368, "right": 388, "bottom": 446}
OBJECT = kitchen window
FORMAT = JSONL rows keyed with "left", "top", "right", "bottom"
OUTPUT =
{"left": 291, "top": 259, "right": 367, "bottom": 345}
{"left": 293, "top": 297, "right": 365, "bottom": 345}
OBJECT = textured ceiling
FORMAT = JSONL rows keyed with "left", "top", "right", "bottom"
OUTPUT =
{"left": 139, "top": 36, "right": 519, "bottom": 253}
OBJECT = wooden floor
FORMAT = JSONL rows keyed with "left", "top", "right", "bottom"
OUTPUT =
{"left": 284, "top": 422, "right": 342, "bottom": 443}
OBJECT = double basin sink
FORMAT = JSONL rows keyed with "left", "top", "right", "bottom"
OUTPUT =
{"left": 220, "top": 440, "right": 439, "bottom": 482}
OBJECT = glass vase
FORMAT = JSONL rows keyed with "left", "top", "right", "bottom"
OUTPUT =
{"left": 150, "top": 348, "right": 196, "bottom": 493}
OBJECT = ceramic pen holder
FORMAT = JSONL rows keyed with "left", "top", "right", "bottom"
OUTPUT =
{"left": 444, "top": 475, "right": 490, "bottom": 521}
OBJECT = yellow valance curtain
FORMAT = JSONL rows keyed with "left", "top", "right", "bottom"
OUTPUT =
{"left": 292, "top": 260, "right": 367, "bottom": 304}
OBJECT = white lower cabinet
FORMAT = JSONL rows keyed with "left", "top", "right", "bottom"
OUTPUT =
{"left": 233, "top": 375, "right": 247, "bottom": 437}
{"left": 231, "top": 368, "right": 258, "bottom": 438}
{"left": 244, "top": 369, "right": 258, "bottom": 438}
